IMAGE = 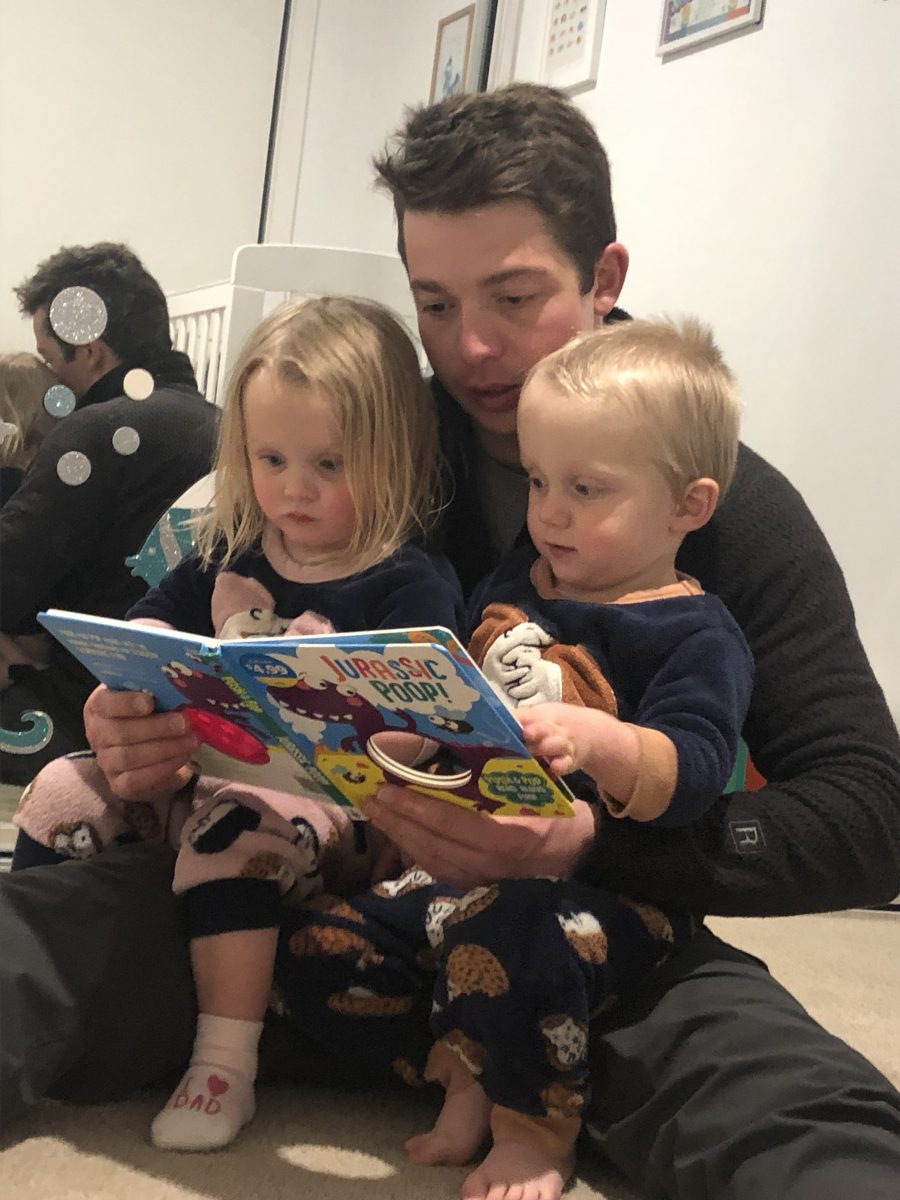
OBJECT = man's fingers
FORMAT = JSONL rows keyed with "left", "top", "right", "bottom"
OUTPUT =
{"left": 85, "top": 685, "right": 155, "bottom": 720}
{"left": 101, "top": 757, "right": 195, "bottom": 802}
{"left": 97, "top": 732, "right": 197, "bottom": 773}
{"left": 367, "top": 787, "right": 498, "bottom": 883}
{"left": 88, "top": 708, "right": 191, "bottom": 753}
{"left": 367, "top": 785, "right": 552, "bottom": 887}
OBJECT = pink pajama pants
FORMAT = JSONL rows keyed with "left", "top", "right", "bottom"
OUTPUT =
{"left": 15, "top": 754, "right": 376, "bottom": 935}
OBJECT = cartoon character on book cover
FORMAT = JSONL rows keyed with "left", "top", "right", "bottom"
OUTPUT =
{"left": 35, "top": 613, "right": 574, "bottom": 818}
{"left": 232, "top": 641, "right": 573, "bottom": 818}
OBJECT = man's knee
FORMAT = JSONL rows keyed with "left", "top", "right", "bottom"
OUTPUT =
{"left": 583, "top": 930, "right": 900, "bottom": 1198}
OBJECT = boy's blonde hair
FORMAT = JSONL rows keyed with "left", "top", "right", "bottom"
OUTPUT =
{"left": 524, "top": 317, "right": 741, "bottom": 495}
{"left": 196, "top": 295, "right": 439, "bottom": 572}
{"left": 0, "top": 353, "right": 59, "bottom": 470}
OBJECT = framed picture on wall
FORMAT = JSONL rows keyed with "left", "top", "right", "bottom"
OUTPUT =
{"left": 657, "top": 1, "right": 765, "bottom": 57}
{"left": 541, "top": 0, "right": 607, "bottom": 95}
{"left": 429, "top": 3, "right": 498, "bottom": 101}
{"left": 430, "top": 6, "right": 475, "bottom": 102}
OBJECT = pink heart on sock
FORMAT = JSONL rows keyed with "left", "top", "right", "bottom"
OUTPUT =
{"left": 207, "top": 1074, "right": 230, "bottom": 1097}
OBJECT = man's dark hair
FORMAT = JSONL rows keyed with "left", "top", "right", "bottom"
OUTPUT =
{"left": 373, "top": 83, "right": 616, "bottom": 294}
{"left": 14, "top": 242, "right": 172, "bottom": 363}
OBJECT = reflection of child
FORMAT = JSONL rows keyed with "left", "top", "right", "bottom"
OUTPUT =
{"left": 13, "top": 296, "right": 462, "bottom": 1152}
{"left": 0, "top": 351, "right": 58, "bottom": 504}
{"left": 402, "top": 317, "right": 754, "bottom": 1200}
{"left": 0, "top": 353, "right": 59, "bottom": 683}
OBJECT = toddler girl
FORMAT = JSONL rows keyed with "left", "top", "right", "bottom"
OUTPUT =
{"left": 13, "top": 295, "right": 462, "bottom": 1151}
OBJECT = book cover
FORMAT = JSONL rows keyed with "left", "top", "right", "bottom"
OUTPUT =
{"left": 38, "top": 610, "right": 576, "bottom": 819}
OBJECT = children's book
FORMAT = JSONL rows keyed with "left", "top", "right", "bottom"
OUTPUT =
{"left": 38, "top": 610, "right": 576, "bottom": 819}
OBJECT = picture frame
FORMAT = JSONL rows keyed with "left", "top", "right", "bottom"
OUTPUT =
{"left": 656, "top": 0, "right": 765, "bottom": 57}
{"left": 430, "top": 6, "right": 477, "bottom": 103}
{"left": 541, "top": 0, "right": 607, "bottom": 96}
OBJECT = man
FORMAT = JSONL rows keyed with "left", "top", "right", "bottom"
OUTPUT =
{"left": 0, "top": 243, "right": 218, "bottom": 782}
{"left": 1, "top": 89, "right": 899, "bottom": 1199}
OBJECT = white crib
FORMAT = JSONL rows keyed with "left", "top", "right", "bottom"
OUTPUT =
{"left": 166, "top": 243, "right": 417, "bottom": 406}
{"left": 129, "top": 242, "right": 422, "bottom": 589}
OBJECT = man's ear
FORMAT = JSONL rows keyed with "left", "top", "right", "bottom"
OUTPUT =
{"left": 671, "top": 478, "right": 719, "bottom": 533}
{"left": 590, "top": 242, "right": 629, "bottom": 326}
{"left": 82, "top": 338, "right": 120, "bottom": 375}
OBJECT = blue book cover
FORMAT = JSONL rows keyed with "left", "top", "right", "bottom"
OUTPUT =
{"left": 38, "top": 610, "right": 576, "bottom": 819}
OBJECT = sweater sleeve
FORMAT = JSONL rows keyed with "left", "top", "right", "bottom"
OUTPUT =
{"left": 581, "top": 449, "right": 900, "bottom": 916}
{"left": 126, "top": 554, "right": 216, "bottom": 636}
{"left": 607, "top": 614, "right": 754, "bottom": 827}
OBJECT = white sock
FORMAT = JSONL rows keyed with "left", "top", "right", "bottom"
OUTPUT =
{"left": 151, "top": 1014, "right": 262, "bottom": 1151}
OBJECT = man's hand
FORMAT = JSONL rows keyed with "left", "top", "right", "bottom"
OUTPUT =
{"left": 364, "top": 786, "right": 597, "bottom": 890}
{"left": 84, "top": 684, "right": 200, "bottom": 801}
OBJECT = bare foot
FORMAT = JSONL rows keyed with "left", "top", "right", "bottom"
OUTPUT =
{"left": 460, "top": 1140, "right": 575, "bottom": 1200}
{"left": 405, "top": 1080, "right": 492, "bottom": 1165}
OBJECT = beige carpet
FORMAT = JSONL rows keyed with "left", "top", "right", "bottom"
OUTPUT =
{"left": 1, "top": 911, "right": 898, "bottom": 1200}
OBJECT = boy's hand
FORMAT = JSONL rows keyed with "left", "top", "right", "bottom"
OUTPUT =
{"left": 518, "top": 702, "right": 640, "bottom": 803}
{"left": 518, "top": 702, "right": 612, "bottom": 775}
{"left": 518, "top": 712, "right": 577, "bottom": 775}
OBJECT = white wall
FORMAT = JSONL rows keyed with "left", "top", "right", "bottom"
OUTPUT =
{"left": 269, "top": 0, "right": 900, "bottom": 721}
{"left": 268, "top": 0, "right": 494, "bottom": 251}
{"left": 0, "top": 0, "right": 284, "bottom": 349}
{"left": 562, "top": 0, "right": 900, "bottom": 719}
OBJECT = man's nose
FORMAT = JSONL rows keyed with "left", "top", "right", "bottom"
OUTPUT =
{"left": 458, "top": 313, "right": 501, "bottom": 363}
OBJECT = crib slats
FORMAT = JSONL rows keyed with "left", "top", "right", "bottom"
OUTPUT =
{"left": 167, "top": 280, "right": 233, "bottom": 406}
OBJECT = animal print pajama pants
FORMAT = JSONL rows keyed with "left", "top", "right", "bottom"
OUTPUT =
{"left": 14, "top": 753, "right": 378, "bottom": 936}
{"left": 272, "top": 864, "right": 690, "bottom": 1122}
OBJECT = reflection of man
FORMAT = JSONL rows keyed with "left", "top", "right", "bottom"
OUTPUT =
{"left": 1, "top": 242, "right": 218, "bottom": 783}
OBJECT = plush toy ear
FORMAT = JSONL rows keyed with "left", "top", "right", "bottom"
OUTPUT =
{"left": 467, "top": 602, "right": 532, "bottom": 666}
{"left": 211, "top": 572, "right": 277, "bottom": 636}
{"left": 671, "top": 478, "right": 719, "bottom": 534}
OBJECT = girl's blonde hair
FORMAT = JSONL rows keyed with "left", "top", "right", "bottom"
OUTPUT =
{"left": 524, "top": 316, "right": 741, "bottom": 495}
{"left": 196, "top": 295, "right": 439, "bottom": 571}
{"left": 0, "top": 353, "right": 59, "bottom": 470}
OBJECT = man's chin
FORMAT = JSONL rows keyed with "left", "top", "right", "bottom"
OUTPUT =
{"left": 465, "top": 403, "right": 519, "bottom": 440}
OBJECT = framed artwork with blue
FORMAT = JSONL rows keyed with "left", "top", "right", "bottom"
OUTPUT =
{"left": 429, "top": 3, "right": 497, "bottom": 102}
{"left": 657, "top": 0, "right": 765, "bottom": 57}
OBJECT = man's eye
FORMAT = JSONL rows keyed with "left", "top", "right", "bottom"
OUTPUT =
{"left": 419, "top": 301, "right": 448, "bottom": 316}
{"left": 528, "top": 476, "right": 544, "bottom": 490}
{"left": 500, "top": 294, "right": 532, "bottom": 307}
